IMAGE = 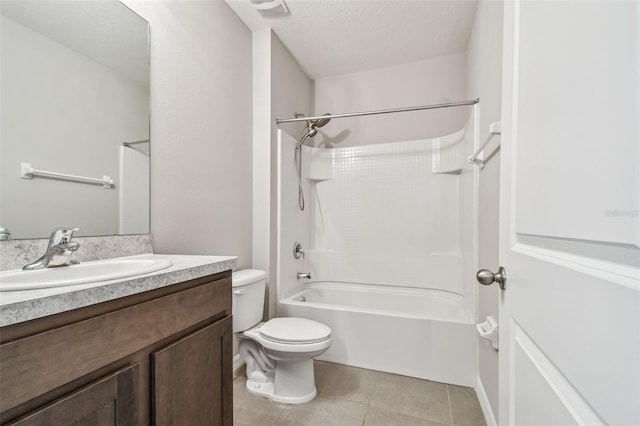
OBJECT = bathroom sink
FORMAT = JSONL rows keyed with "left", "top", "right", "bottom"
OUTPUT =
{"left": 0, "top": 257, "right": 173, "bottom": 292}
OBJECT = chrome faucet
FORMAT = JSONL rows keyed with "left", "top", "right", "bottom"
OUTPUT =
{"left": 0, "top": 227, "right": 10, "bottom": 240}
{"left": 23, "top": 227, "right": 80, "bottom": 270}
{"left": 297, "top": 272, "right": 312, "bottom": 280}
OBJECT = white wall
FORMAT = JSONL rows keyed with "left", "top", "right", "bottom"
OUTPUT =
{"left": 123, "top": 1, "right": 253, "bottom": 268}
{"left": 466, "top": 0, "right": 504, "bottom": 422}
{"left": 313, "top": 53, "right": 469, "bottom": 147}
{"left": 253, "top": 29, "right": 312, "bottom": 317}
{"left": 0, "top": 15, "right": 148, "bottom": 239}
{"left": 269, "top": 32, "right": 313, "bottom": 316}
{"left": 253, "top": 28, "right": 272, "bottom": 316}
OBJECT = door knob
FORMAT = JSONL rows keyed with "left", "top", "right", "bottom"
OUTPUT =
{"left": 476, "top": 266, "right": 506, "bottom": 290}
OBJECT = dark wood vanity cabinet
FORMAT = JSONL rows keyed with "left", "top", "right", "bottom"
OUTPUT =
{"left": 9, "top": 364, "right": 139, "bottom": 426}
{"left": 0, "top": 271, "right": 233, "bottom": 426}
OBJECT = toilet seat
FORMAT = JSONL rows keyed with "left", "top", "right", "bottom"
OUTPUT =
{"left": 242, "top": 320, "right": 331, "bottom": 354}
{"left": 260, "top": 318, "right": 331, "bottom": 344}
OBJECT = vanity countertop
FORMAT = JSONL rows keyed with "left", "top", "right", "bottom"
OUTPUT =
{"left": 0, "top": 254, "right": 236, "bottom": 328}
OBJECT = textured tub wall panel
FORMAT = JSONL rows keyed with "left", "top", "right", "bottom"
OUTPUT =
{"left": 307, "top": 139, "right": 466, "bottom": 294}
{"left": 308, "top": 51, "right": 473, "bottom": 294}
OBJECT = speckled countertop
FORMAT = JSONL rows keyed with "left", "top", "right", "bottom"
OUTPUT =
{"left": 0, "top": 254, "right": 236, "bottom": 328}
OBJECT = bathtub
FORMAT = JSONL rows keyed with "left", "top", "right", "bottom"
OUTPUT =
{"left": 278, "top": 282, "right": 477, "bottom": 387}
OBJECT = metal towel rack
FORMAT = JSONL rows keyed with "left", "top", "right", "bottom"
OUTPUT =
{"left": 468, "top": 121, "right": 501, "bottom": 169}
{"left": 20, "top": 162, "right": 114, "bottom": 188}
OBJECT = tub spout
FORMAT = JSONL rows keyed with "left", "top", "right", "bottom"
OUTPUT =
{"left": 297, "top": 272, "right": 312, "bottom": 280}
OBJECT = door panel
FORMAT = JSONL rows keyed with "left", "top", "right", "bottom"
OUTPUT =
{"left": 499, "top": 1, "right": 639, "bottom": 425}
{"left": 512, "top": 321, "right": 602, "bottom": 426}
{"left": 152, "top": 316, "right": 233, "bottom": 426}
{"left": 8, "top": 364, "right": 138, "bottom": 426}
{"left": 514, "top": 1, "right": 638, "bottom": 246}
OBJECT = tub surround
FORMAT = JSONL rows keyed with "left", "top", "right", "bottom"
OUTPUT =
{"left": 276, "top": 127, "right": 479, "bottom": 388}
{"left": 0, "top": 253, "right": 236, "bottom": 327}
{"left": 0, "top": 234, "right": 154, "bottom": 271}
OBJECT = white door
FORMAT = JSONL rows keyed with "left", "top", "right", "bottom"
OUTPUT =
{"left": 498, "top": 1, "right": 639, "bottom": 425}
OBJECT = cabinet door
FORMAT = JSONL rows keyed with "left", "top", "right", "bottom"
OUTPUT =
{"left": 152, "top": 316, "right": 232, "bottom": 426}
{"left": 7, "top": 364, "right": 138, "bottom": 426}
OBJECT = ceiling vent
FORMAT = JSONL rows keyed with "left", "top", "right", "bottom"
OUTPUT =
{"left": 249, "top": 0, "right": 289, "bottom": 17}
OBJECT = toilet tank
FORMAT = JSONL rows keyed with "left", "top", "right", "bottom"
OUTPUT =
{"left": 232, "top": 269, "right": 267, "bottom": 332}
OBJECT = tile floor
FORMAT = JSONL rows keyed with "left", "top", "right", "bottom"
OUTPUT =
{"left": 233, "top": 361, "right": 486, "bottom": 426}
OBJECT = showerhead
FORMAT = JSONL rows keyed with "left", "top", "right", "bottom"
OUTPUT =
{"left": 292, "top": 112, "right": 331, "bottom": 212}
{"left": 295, "top": 127, "right": 317, "bottom": 150}
{"left": 310, "top": 113, "right": 331, "bottom": 128}
{"left": 294, "top": 112, "right": 331, "bottom": 150}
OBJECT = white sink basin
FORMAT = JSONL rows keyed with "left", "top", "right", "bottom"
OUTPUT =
{"left": 0, "top": 257, "right": 173, "bottom": 291}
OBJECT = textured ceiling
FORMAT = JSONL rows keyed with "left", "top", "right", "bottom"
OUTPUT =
{"left": 1, "top": 0, "right": 149, "bottom": 86}
{"left": 226, "top": 0, "right": 478, "bottom": 79}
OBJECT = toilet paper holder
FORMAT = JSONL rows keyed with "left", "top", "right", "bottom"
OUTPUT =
{"left": 477, "top": 316, "right": 499, "bottom": 350}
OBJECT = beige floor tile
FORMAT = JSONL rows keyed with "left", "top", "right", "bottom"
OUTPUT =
{"left": 233, "top": 406, "right": 281, "bottom": 426}
{"left": 315, "top": 360, "right": 377, "bottom": 404}
{"left": 364, "top": 406, "right": 449, "bottom": 426}
{"left": 232, "top": 362, "right": 488, "bottom": 426}
{"left": 274, "top": 396, "right": 368, "bottom": 426}
{"left": 233, "top": 377, "right": 287, "bottom": 423}
{"left": 370, "top": 372, "right": 452, "bottom": 424}
{"left": 234, "top": 364, "right": 247, "bottom": 378}
{"left": 448, "top": 385, "right": 486, "bottom": 426}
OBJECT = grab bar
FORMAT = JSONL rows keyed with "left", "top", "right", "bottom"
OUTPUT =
{"left": 20, "top": 162, "right": 114, "bottom": 188}
{"left": 468, "top": 121, "right": 501, "bottom": 169}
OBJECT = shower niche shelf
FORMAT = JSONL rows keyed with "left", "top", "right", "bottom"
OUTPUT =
{"left": 431, "top": 127, "right": 467, "bottom": 175}
{"left": 304, "top": 148, "right": 333, "bottom": 181}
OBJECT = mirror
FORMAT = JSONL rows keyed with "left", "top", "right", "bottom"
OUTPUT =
{"left": 0, "top": 0, "right": 150, "bottom": 239}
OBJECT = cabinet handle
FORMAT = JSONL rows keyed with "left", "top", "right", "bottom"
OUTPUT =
{"left": 233, "top": 289, "right": 246, "bottom": 295}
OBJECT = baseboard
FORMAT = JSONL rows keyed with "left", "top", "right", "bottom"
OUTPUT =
{"left": 476, "top": 376, "right": 497, "bottom": 426}
{"left": 233, "top": 354, "right": 244, "bottom": 373}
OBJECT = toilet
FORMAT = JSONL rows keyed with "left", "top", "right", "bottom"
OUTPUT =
{"left": 232, "top": 269, "right": 331, "bottom": 404}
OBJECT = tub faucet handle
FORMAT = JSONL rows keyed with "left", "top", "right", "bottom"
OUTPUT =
{"left": 297, "top": 272, "right": 311, "bottom": 280}
{"left": 293, "top": 242, "right": 305, "bottom": 259}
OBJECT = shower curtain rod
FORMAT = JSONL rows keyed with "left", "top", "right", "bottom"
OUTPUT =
{"left": 276, "top": 98, "right": 479, "bottom": 124}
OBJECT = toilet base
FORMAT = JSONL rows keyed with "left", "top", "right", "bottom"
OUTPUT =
{"left": 246, "top": 357, "right": 318, "bottom": 404}
{"left": 246, "top": 379, "right": 317, "bottom": 404}
{"left": 237, "top": 324, "right": 330, "bottom": 405}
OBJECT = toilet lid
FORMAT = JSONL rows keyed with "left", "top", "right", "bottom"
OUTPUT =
{"left": 260, "top": 318, "right": 331, "bottom": 344}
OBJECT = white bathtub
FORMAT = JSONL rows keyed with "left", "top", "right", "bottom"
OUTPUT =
{"left": 278, "top": 282, "right": 477, "bottom": 387}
